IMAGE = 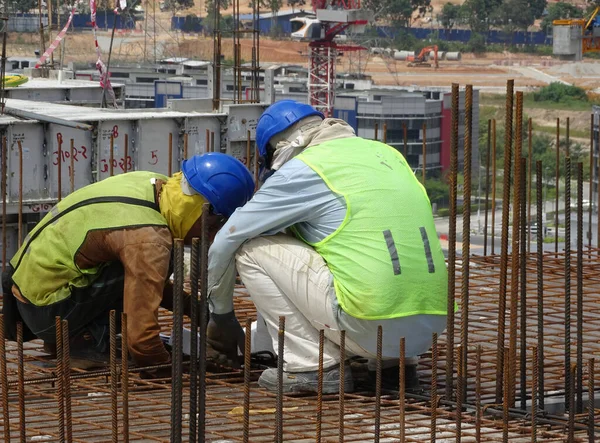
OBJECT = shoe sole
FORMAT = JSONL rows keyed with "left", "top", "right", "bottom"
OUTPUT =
{"left": 258, "top": 375, "right": 354, "bottom": 394}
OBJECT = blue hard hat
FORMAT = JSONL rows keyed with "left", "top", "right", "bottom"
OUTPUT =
{"left": 182, "top": 153, "right": 255, "bottom": 217}
{"left": 256, "top": 100, "right": 324, "bottom": 157}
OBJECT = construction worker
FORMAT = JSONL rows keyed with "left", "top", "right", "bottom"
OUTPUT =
{"left": 2, "top": 153, "right": 254, "bottom": 377}
{"left": 206, "top": 100, "right": 449, "bottom": 393}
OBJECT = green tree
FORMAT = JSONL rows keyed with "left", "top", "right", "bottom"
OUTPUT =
{"left": 9, "top": 0, "right": 37, "bottom": 13}
{"left": 204, "top": 0, "right": 231, "bottom": 33}
{"left": 540, "top": 1, "right": 583, "bottom": 33}
{"left": 287, "top": 0, "right": 305, "bottom": 12}
{"left": 439, "top": 2, "right": 462, "bottom": 30}
{"left": 362, "top": 0, "right": 432, "bottom": 27}
{"left": 490, "top": 0, "right": 535, "bottom": 33}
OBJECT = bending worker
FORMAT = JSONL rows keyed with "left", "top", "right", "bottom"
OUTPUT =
{"left": 2, "top": 153, "right": 253, "bottom": 377}
{"left": 206, "top": 100, "right": 449, "bottom": 393}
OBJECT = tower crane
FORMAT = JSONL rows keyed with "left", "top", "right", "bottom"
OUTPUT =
{"left": 552, "top": 6, "right": 600, "bottom": 60}
{"left": 306, "top": 0, "right": 373, "bottom": 117}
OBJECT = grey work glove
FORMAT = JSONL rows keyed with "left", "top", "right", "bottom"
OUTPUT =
{"left": 206, "top": 311, "right": 245, "bottom": 369}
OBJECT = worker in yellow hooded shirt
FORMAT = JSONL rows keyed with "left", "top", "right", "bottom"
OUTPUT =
{"left": 2, "top": 153, "right": 254, "bottom": 378}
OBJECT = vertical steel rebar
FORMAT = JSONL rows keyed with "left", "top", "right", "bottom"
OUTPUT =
{"left": 374, "top": 123, "right": 379, "bottom": 141}
{"left": 316, "top": 329, "right": 324, "bottom": 443}
{"left": 374, "top": 326, "right": 382, "bottom": 443}
{"left": 171, "top": 239, "right": 184, "bottom": 443}
{"left": 110, "top": 310, "right": 118, "bottom": 443}
{"left": 17, "top": 140, "right": 23, "bottom": 248}
{"left": 403, "top": 123, "right": 407, "bottom": 158}
{"left": 69, "top": 139, "right": 74, "bottom": 194}
{"left": 110, "top": 134, "right": 114, "bottom": 177}
{"left": 168, "top": 133, "right": 172, "bottom": 176}
{"left": 496, "top": 80, "right": 514, "bottom": 403}
{"left": 555, "top": 118, "right": 560, "bottom": 254}
{"left": 338, "top": 330, "right": 346, "bottom": 443}
{"left": 589, "top": 114, "right": 594, "bottom": 250}
{"left": 475, "top": 345, "right": 482, "bottom": 443}
{"left": 243, "top": 318, "right": 252, "bottom": 443}
{"left": 577, "top": 162, "right": 584, "bottom": 413}
{"left": 445, "top": 83, "right": 459, "bottom": 401}
{"left": 491, "top": 119, "right": 497, "bottom": 254}
{"left": 531, "top": 346, "right": 538, "bottom": 443}
{"left": 431, "top": 333, "right": 438, "bottom": 443}
{"left": 276, "top": 316, "right": 286, "bottom": 443}
{"left": 57, "top": 135, "right": 62, "bottom": 201}
{"left": 422, "top": 122, "right": 427, "bottom": 185}
{"left": 484, "top": 119, "right": 491, "bottom": 256}
{"left": 502, "top": 350, "right": 509, "bottom": 443}
{"left": 383, "top": 122, "right": 387, "bottom": 144}
{"left": 399, "top": 337, "right": 406, "bottom": 443}
{"left": 568, "top": 364, "right": 575, "bottom": 442}
{"left": 17, "top": 322, "right": 25, "bottom": 442}
{"left": 0, "top": 315, "right": 9, "bottom": 442}
{"left": 519, "top": 157, "right": 527, "bottom": 411}
{"left": 121, "top": 313, "right": 128, "bottom": 443}
{"left": 564, "top": 157, "right": 572, "bottom": 411}
{"left": 198, "top": 204, "right": 209, "bottom": 443}
{"left": 189, "top": 237, "right": 200, "bottom": 443}
{"left": 56, "top": 316, "right": 65, "bottom": 443}
{"left": 62, "top": 320, "right": 72, "bottom": 443}
{"left": 1, "top": 137, "right": 6, "bottom": 272}
{"left": 528, "top": 118, "right": 533, "bottom": 253}
{"left": 597, "top": 129, "right": 600, "bottom": 248}
{"left": 124, "top": 134, "right": 129, "bottom": 174}
{"left": 184, "top": 133, "right": 189, "bottom": 160}
{"left": 536, "top": 160, "right": 545, "bottom": 411}
{"left": 455, "top": 345, "right": 463, "bottom": 443}
{"left": 566, "top": 117, "right": 570, "bottom": 157}
{"left": 246, "top": 130, "right": 251, "bottom": 171}
{"left": 588, "top": 358, "right": 595, "bottom": 443}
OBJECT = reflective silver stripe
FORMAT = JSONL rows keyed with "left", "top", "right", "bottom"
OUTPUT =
{"left": 383, "top": 229, "right": 401, "bottom": 275}
{"left": 420, "top": 227, "right": 435, "bottom": 274}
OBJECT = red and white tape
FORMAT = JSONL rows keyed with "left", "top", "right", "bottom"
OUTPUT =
{"left": 90, "top": 0, "right": 119, "bottom": 107}
{"left": 35, "top": 8, "right": 76, "bottom": 68}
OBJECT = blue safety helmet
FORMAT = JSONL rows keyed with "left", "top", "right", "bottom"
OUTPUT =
{"left": 182, "top": 153, "right": 255, "bottom": 217}
{"left": 256, "top": 100, "right": 324, "bottom": 157}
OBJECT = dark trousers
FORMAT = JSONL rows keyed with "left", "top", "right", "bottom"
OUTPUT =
{"left": 4, "top": 262, "right": 125, "bottom": 353}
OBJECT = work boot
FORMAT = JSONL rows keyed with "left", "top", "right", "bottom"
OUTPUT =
{"left": 258, "top": 363, "right": 354, "bottom": 394}
{"left": 367, "top": 364, "right": 421, "bottom": 392}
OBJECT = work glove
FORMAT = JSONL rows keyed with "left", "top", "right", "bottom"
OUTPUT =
{"left": 206, "top": 311, "right": 245, "bottom": 369}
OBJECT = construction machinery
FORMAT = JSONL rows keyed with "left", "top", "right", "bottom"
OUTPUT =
{"left": 552, "top": 6, "right": 600, "bottom": 60}
{"left": 407, "top": 45, "right": 439, "bottom": 68}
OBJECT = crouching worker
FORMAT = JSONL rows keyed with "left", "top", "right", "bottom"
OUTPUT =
{"left": 205, "top": 100, "right": 449, "bottom": 393}
{"left": 2, "top": 153, "right": 254, "bottom": 378}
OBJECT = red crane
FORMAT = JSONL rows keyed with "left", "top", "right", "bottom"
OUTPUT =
{"left": 308, "top": 0, "right": 372, "bottom": 117}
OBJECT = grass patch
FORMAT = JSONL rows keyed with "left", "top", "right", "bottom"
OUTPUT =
{"left": 480, "top": 93, "right": 599, "bottom": 112}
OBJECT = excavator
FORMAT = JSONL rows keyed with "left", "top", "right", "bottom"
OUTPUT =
{"left": 407, "top": 45, "right": 439, "bottom": 68}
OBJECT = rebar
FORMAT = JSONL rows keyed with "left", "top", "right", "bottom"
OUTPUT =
{"left": 189, "top": 238, "right": 200, "bottom": 443}
{"left": 577, "top": 162, "right": 584, "bottom": 413}
{"left": 491, "top": 119, "right": 497, "bottom": 254}
{"left": 536, "top": 160, "right": 545, "bottom": 411}
{"left": 383, "top": 122, "right": 387, "bottom": 144}
{"left": 589, "top": 358, "right": 595, "bottom": 443}
{"left": 1, "top": 137, "right": 6, "bottom": 272}
{"left": 475, "top": 345, "right": 481, "bottom": 443}
{"left": 206, "top": 129, "right": 210, "bottom": 155}
{"left": 496, "top": 80, "right": 514, "bottom": 403}
{"left": 168, "top": 133, "right": 172, "bottom": 176}
{"left": 61, "top": 319, "right": 72, "bottom": 443}
{"left": 431, "top": 332, "right": 438, "bottom": 443}
{"left": 0, "top": 315, "right": 10, "bottom": 442}
{"left": 503, "top": 350, "right": 509, "bottom": 443}
{"left": 17, "top": 322, "right": 25, "bottom": 442}
{"left": 243, "top": 318, "right": 252, "bottom": 443}
{"left": 110, "top": 310, "right": 118, "bottom": 443}
{"left": 198, "top": 204, "right": 210, "bottom": 443}
{"left": 403, "top": 123, "right": 407, "bottom": 158}
{"left": 121, "top": 313, "right": 128, "bottom": 443}
{"left": 56, "top": 316, "right": 64, "bottom": 443}
{"left": 171, "top": 239, "right": 184, "bottom": 443}
{"left": 70, "top": 138, "right": 74, "bottom": 193}
{"left": 519, "top": 156, "right": 527, "bottom": 411}
{"left": 566, "top": 117, "right": 570, "bottom": 157}
{"left": 124, "top": 134, "right": 129, "bottom": 173}
{"left": 564, "top": 156, "right": 572, "bottom": 411}
{"left": 589, "top": 114, "right": 594, "bottom": 249}
{"left": 316, "top": 329, "right": 324, "bottom": 443}
{"left": 528, "top": 118, "right": 533, "bottom": 253}
{"left": 110, "top": 134, "right": 114, "bottom": 177}
{"left": 445, "top": 83, "right": 459, "bottom": 401}
{"left": 531, "top": 345, "right": 538, "bottom": 443}
{"left": 374, "top": 325, "right": 382, "bottom": 443}
{"left": 374, "top": 123, "right": 379, "bottom": 141}
{"left": 568, "top": 364, "right": 575, "bottom": 441}
{"left": 338, "top": 329, "right": 346, "bottom": 443}
{"left": 422, "top": 122, "right": 427, "bottom": 185}
{"left": 555, "top": 118, "right": 560, "bottom": 254}
{"left": 184, "top": 133, "right": 189, "bottom": 160}
{"left": 57, "top": 134, "right": 62, "bottom": 201}
{"left": 455, "top": 345, "right": 463, "bottom": 443}
{"left": 276, "top": 316, "right": 285, "bottom": 443}
{"left": 399, "top": 337, "right": 406, "bottom": 443}
{"left": 246, "top": 130, "right": 251, "bottom": 171}
{"left": 484, "top": 119, "right": 491, "bottom": 256}
{"left": 18, "top": 140, "right": 23, "bottom": 248}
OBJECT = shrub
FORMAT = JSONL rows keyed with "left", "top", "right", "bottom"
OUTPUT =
{"left": 533, "top": 83, "right": 588, "bottom": 103}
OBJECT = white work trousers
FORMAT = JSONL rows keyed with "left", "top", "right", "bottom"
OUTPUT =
{"left": 235, "top": 234, "right": 435, "bottom": 372}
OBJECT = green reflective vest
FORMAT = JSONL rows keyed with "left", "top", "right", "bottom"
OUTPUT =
{"left": 295, "top": 137, "right": 448, "bottom": 320}
{"left": 11, "top": 171, "right": 169, "bottom": 307}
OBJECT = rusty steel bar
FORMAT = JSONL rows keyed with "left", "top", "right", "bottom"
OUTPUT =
{"left": 383, "top": 122, "right": 387, "bottom": 144}
{"left": 374, "top": 122, "right": 378, "bottom": 141}
{"left": 205, "top": 129, "right": 210, "bottom": 154}
{"left": 171, "top": 239, "right": 184, "bottom": 443}
{"left": 2, "top": 137, "right": 6, "bottom": 272}
{"left": 577, "top": 162, "right": 584, "bottom": 413}
{"left": 589, "top": 358, "right": 595, "bottom": 443}
{"left": 475, "top": 345, "right": 482, "bottom": 443}
{"left": 17, "top": 140, "right": 22, "bottom": 247}
{"left": 110, "top": 134, "right": 114, "bottom": 177}
{"left": 484, "top": 119, "right": 491, "bottom": 256}
{"left": 536, "top": 160, "right": 545, "bottom": 411}
{"left": 17, "top": 322, "right": 25, "bottom": 443}
{"left": 0, "top": 315, "right": 9, "bottom": 442}
{"left": 496, "top": 80, "right": 514, "bottom": 403}
{"left": 491, "top": 119, "right": 497, "bottom": 254}
{"left": 276, "top": 316, "right": 285, "bottom": 443}
{"left": 568, "top": 364, "right": 575, "bottom": 442}
{"left": 509, "top": 90, "right": 524, "bottom": 407}
{"left": 455, "top": 345, "right": 463, "bottom": 443}
{"left": 243, "top": 318, "right": 252, "bottom": 443}
{"left": 246, "top": 130, "right": 251, "bottom": 171}
{"left": 422, "top": 122, "right": 427, "bottom": 185}
{"left": 121, "top": 313, "right": 129, "bottom": 443}
{"left": 374, "top": 325, "right": 382, "bottom": 443}
{"left": 62, "top": 320, "right": 72, "bottom": 443}
{"left": 461, "top": 84, "right": 473, "bottom": 395}
{"left": 519, "top": 156, "right": 527, "bottom": 411}
{"left": 528, "top": 118, "right": 533, "bottom": 253}
{"left": 445, "top": 83, "right": 459, "bottom": 401}
{"left": 564, "top": 156, "right": 572, "bottom": 411}
{"left": 338, "top": 329, "right": 346, "bottom": 443}
{"left": 189, "top": 238, "right": 200, "bottom": 443}
{"left": 124, "top": 134, "right": 129, "bottom": 174}
{"left": 597, "top": 136, "right": 600, "bottom": 248}
{"left": 431, "top": 333, "right": 438, "bottom": 443}
{"left": 403, "top": 123, "right": 407, "bottom": 158}
{"left": 198, "top": 205, "right": 209, "bottom": 443}
{"left": 184, "top": 133, "right": 189, "bottom": 160}
{"left": 56, "top": 316, "right": 65, "bottom": 443}
{"left": 555, "top": 118, "right": 560, "bottom": 254}
{"left": 531, "top": 346, "right": 538, "bottom": 443}
{"left": 589, "top": 114, "right": 594, "bottom": 249}
{"left": 503, "top": 351, "right": 510, "bottom": 443}
{"left": 57, "top": 134, "right": 62, "bottom": 201}
{"left": 69, "top": 138, "right": 74, "bottom": 193}
{"left": 316, "top": 329, "right": 324, "bottom": 443}
{"left": 168, "top": 133, "right": 173, "bottom": 176}
{"left": 110, "top": 310, "right": 118, "bottom": 443}
{"left": 399, "top": 337, "right": 406, "bottom": 443}
{"left": 566, "top": 117, "right": 570, "bottom": 157}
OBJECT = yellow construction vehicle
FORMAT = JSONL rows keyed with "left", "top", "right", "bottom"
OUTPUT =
{"left": 552, "top": 6, "right": 600, "bottom": 60}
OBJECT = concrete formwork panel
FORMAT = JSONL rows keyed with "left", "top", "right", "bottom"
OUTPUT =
{"left": 97, "top": 120, "right": 135, "bottom": 181}
{"left": 136, "top": 119, "right": 182, "bottom": 176}
{"left": 184, "top": 116, "right": 221, "bottom": 158}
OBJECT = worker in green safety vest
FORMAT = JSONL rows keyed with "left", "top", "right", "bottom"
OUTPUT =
{"left": 205, "top": 101, "right": 450, "bottom": 394}
{"left": 2, "top": 153, "right": 253, "bottom": 377}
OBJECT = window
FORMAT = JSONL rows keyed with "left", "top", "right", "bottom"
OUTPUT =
{"left": 138, "top": 77, "right": 158, "bottom": 83}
